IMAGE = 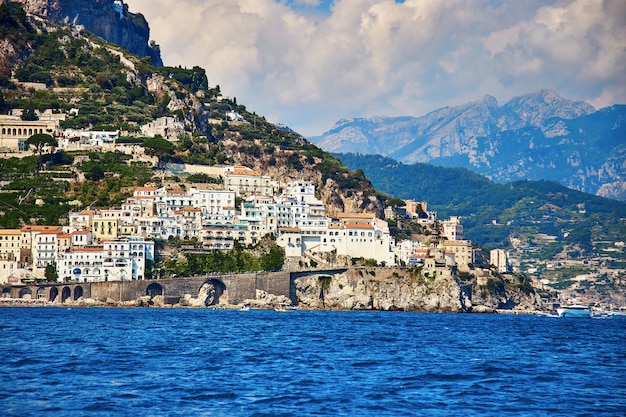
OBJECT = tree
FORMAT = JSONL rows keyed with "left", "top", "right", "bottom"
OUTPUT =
{"left": 386, "top": 197, "right": 405, "bottom": 207}
{"left": 26, "top": 133, "right": 58, "bottom": 171}
{"left": 45, "top": 262, "right": 58, "bottom": 282}
{"left": 21, "top": 101, "right": 38, "bottom": 121}
{"left": 141, "top": 136, "right": 175, "bottom": 168}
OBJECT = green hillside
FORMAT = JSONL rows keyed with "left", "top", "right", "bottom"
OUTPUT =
{"left": 336, "top": 153, "right": 626, "bottom": 257}
{"left": 0, "top": 3, "right": 384, "bottom": 226}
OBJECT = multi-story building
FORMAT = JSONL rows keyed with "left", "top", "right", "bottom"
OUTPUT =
{"left": 442, "top": 216, "right": 464, "bottom": 241}
{"left": 56, "top": 237, "right": 154, "bottom": 282}
{"left": 490, "top": 249, "right": 509, "bottom": 273}
{"left": 0, "top": 114, "right": 59, "bottom": 152}
{"left": 21, "top": 225, "right": 63, "bottom": 266}
{"left": 189, "top": 188, "right": 236, "bottom": 215}
{"left": 224, "top": 166, "right": 273, "bottom": 196}
{"left": 442, "top": 240, "right": 473, "bottom": 272}
{"left": 0, "top": 229, "right": 22, "bottom": 263}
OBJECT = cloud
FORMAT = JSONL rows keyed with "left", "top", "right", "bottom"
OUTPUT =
{"left": 125, "top": 0, "right": 626, "bottom": 136}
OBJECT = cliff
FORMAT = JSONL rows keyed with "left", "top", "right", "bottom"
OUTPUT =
{"left": 293, "top": 268, "right": 472, "bottom": 312}
{"left": 12, "top": 0, "right": 162, "bottom": 65}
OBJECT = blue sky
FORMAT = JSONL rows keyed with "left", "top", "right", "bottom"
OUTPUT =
{"left": 125, "top": 0, "right": 626, "bottom": 137}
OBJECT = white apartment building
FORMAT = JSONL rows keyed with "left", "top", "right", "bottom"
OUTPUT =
{"left": 155, "top": 189, "right": 192, "bottom": 216}
{"left": 189, "top": 188, "right": 236, "bottom": 215}
{"left": 490, "top": 249, "right": 509, "bottom": 273}
{"left": 224, "top": 166, "right": 273, "bottom": 196}
{"left": 442, "top": 216, "right": 464, "bottom": 241}
{"left": 56, "top": 237, "right": 154, "bottom": 282}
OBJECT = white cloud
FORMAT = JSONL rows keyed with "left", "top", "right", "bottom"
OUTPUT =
{"left": 125, "top": 0, "right": 626, "bottom": 136}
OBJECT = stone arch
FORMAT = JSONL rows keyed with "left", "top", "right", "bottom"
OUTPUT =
{"left": 49, "top": 287, "right": 58, "bottom": 302}
{"left": 73, "top": 286, "right": 84, "bottom": 300}
{"left": 36, "top": 287, "right": 47, "bottom": 300}
{"left": 2, "top": 287, "right": 12, "bottom": 298}
{"left": 19, "top": 288, "right": 32, "bottom": 299}
{"left": 146, "top": 283, "right": 163, "bottom": 298}
{"left": 198, "top": 279, "right": 226, "bottom": 306}
{"left": 61, "top": 286, "right": 71, "bottom": 302}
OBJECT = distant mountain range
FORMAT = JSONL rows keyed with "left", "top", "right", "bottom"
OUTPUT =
{"left": 310, "top": 90, "right": 626, "bottom": 201}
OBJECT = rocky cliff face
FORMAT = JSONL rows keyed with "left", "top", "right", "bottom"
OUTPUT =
{"left": 293, "top": 268, "right": 472, "bottom": 312}
{"left": 13, "top": 0, "right": 162, "bottom": 65}
{"left": 293, "top": 268, "right": 543, "bottom": 312}
{"left": 312, "top": 90, "right": 626, "bottom": 201}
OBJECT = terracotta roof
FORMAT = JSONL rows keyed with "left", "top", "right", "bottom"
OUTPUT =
{"left": 21, "top": 225, "right": 62, "bottom": 232}
{"left": 336, "top": 212, "right": 375, "bottom": 219}
{"left": 278, "top": 227, "right": 301, "bottom": 232}
{"left": 135, "top": 187, "right": 158, "bottom": 191}
{"left": 345, "top": 223, "right": 374, "bottom": 229}
{"left": 227, "top": 169, "right": 261, "bottom": 176}
{"left": 71, "top": 247, "right": 104, "bottom": 252}
{"left": 0, "top": 229, "right": 21, "bottom": 235}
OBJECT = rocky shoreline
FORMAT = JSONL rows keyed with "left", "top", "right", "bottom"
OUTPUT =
{"left": 1, "top": 268, "right": 544, "bottom": 314}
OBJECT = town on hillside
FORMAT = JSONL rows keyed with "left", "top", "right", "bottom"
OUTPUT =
{"left": 0, "top": 106, "right": 545, "bottom": 307}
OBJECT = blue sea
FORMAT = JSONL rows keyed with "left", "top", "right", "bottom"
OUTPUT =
{"left": 0, "top": 308, "right": 624, "bottom": 417}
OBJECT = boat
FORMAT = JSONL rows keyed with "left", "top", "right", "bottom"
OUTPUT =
{"left": 274, "top": 303, "right": 288, "bottom": 312}
{"left": 239, "top": 305, "right": 250, "bottom": 311}
{"left": 274, "top": 302, "right": 297, "bottom": 312}
{"left": 556, "top": 304, "right": 591, "bottom": 318}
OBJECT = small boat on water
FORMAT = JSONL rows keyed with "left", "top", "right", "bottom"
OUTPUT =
{"left": 274, "top": 302, "right": 298, "bottom": 312}
{"left": 557, "top": 304, "right": 591, "bottom": 318}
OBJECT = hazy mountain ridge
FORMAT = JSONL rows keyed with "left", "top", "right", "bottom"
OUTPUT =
{"left": 311, "top": 90, "right": 626, "bottom": 201}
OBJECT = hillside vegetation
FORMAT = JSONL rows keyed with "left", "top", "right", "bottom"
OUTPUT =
{"left": 0, "top": 3, "right": 384, "bottom": 226}
{"left": 336, "top": 153, "right": 626, "bottom": 257}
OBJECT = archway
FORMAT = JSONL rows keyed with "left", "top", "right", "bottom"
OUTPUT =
{"left": 61, "top": 286, "right": 71, "bottom": 302}
{"left": 49, "top": 287, "right": 58, "bottom": 302}
{"left": 2, "top": 288, "right": 11, "bottom": 298}
{"left": 198, "top": 279, "right": 226, "bottom": 306}
{"left": 36, "top": 287, "right": 47, "bottom": 300}
{"left": 146, "top": 283, "right": 163, "bottom": 298}
{"left": 19, "top": 288, "right": 32, "bottom": 299}
{"left": 73, "top": 286, "right": 84, "bottom": 301}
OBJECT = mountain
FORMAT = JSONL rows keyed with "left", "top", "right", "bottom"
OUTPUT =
{"left": 7, "top": 0, "right": 162, "bottom": 65}
{"left": 0, "top": 1, "right": 385, "bottom": 222}
{"left": 310, "top": 90, "right": 626, "bottom": 201}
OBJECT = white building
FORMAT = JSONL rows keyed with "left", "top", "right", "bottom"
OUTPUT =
{"left": 442, "top": 216, "right": 463, "bottom": 241}
{"left": 56, "top": 237, "right": 155, "bottom": 282}
{"left": 140, "top": 117, "right": 185, "bottom": 141}
{"left": 224, "top": 166, "right": 273, "bottom": 196}
{"left": 490, "top": 249, "right": 509, "bottom": 273}
{"left": 189, "top": 188, "right": 236, "bottom": 216}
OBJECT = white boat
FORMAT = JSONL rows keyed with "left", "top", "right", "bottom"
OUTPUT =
{"left": 274, "top": 302, "right": 297, "bottom": 312}
{"left": 556, "top": 304, "right": 591, "bottom": 318}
